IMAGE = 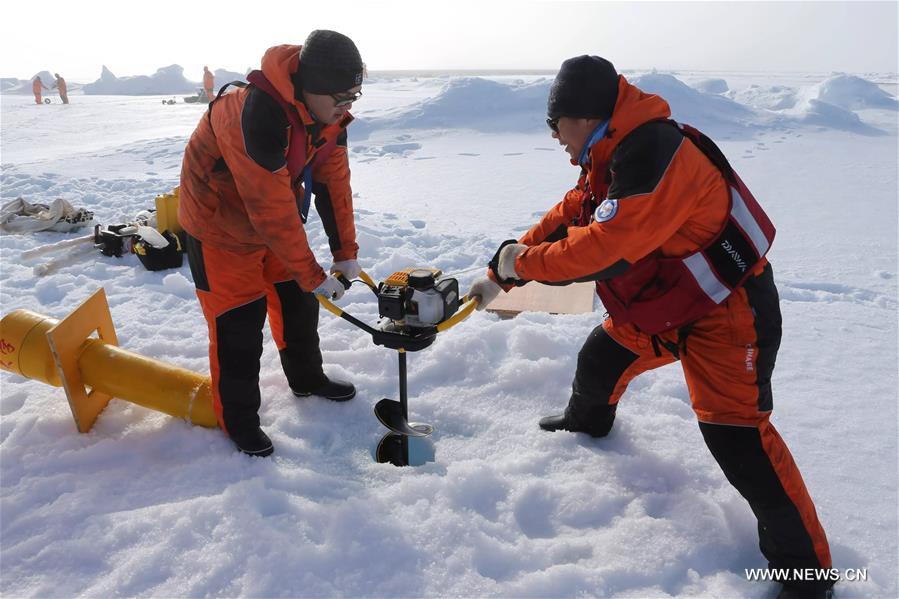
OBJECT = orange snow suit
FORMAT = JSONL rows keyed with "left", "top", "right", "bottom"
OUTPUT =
{"left": 53, "top": 76, "right": 68, "bottom": 104}
{"left": 203, "top": 69, "right": 214, "bottom": 101}
{"left": 179, "top": 45, "right": 359, "bottom": 436}
{"left": 508, "top": 76, "right": 831, "bottom": 589}
{"left": 32, "top": 79, "right": 47, "bottom": 104}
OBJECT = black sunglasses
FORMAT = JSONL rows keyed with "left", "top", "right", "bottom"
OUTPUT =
{"left": 331, "top": 90, "right": 362, "bottom": 108}
{"left": 546, "top": 117, "right": 560, "bottom": 133}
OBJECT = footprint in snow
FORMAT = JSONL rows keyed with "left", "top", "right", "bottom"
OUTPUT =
{"left": 0, "top": 392, "right": 27, "bottom": 417}
{"left": 780, "top": 280, "right": 896, "bottom": 309}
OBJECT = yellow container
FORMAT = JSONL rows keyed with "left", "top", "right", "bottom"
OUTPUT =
{"left": 154, "top": 186, "right": 181, "bottom": 235}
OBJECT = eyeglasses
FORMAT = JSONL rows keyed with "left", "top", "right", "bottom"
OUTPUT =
{"left": 546, "top": 117, "right": 560, "bottom": 133}
{"left": 331, "top": 90, "right": 362, "bottom": 108}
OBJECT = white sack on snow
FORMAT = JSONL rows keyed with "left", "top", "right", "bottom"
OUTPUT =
{"left": 0, "top": 197, "right": 95, "bottom": 234}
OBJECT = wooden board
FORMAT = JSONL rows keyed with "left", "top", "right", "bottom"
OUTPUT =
{"left": 486, "top": 281, "right": 595, "bottom": 318}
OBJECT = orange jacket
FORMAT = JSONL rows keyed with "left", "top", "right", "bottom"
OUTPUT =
{"left": 53, "top": 77, "right": 66, "bottom": 94}
{"left": 515, "top": 76, "right": 731, "bottom": 283}
{"left": 203, "top": 69, "right": 214, "bottom": 91}
{"left": 32, "top": 79, "right": 47, "bottom": 94}
{"left": 179, "top": 45, "right": 358, "bottom": 292}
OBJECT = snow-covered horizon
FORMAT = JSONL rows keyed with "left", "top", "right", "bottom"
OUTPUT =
{"left": 3, "top": 64, "right": 897, "bottom": 97}
{"left": 1, "top": 69, "right": 897, "bottom": 598}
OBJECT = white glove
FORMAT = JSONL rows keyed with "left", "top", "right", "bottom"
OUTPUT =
{"left": 313, "top": 274, "right": 347, "bottom": 301}
{"left": 467, "top": 276, "right": 502, "bottom": 311}
{"left": 497, "top": 243, "right": 527, "bottom": 281}
{"left": 330, "top": 259, "right": 361, "bottom": 280}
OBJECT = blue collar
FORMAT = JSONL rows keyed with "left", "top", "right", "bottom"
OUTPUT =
{"left": 578, "top": 120, "right": 609, "bottom": 167}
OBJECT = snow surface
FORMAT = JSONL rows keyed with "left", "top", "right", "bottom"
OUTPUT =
{"left": 1, "top": 71, "right": 897, "bottom": 598}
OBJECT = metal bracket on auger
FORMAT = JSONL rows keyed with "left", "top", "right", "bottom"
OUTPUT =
{"left": 315, "top": 268, "right": 477, "bottom": 452}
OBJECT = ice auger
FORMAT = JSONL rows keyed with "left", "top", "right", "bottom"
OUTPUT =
{"left": 317, "top": 268, "right": 477, "bottom": 442}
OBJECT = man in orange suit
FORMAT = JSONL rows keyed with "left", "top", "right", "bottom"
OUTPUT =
{"left": 202, "top": 66, "right": 214, "bottom": 101}
{"left": 468, "top": 56, "right": 833, "bottom": 599}
{"left": 32, "top": 76, "right": 49, "bottom": 104}
{"left": 52, "top": 73, "right": 68, "bottom": 104}
{"left": 180, "top": 31, "right": 365, "bottom": 457}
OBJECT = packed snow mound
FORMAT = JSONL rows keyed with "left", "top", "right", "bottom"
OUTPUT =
{"left": 809, "top": 74, "right": 898, "bottom": 110}
{"left": 692, "top": 78, "right": 729, "bottom": 94}
{"left": 352, "top": 77, "right": 552, "bottom": 139}
{"left": 2, "top": 77, "right": 25, "bottom": 92}
{"left": 783, "top": 97, "right": 882, "bottom": 134}
{"left": 82, "top": 65, "right": 198, "bottom": 95}
{"left": 0, "top": 77, "right": 23, "bottom": 92}
{"left": 726, "top": 84, "right": 798, "bottom": 111}
{"left": 630, "top": 73, "right": 757, "bottom": 136}
{"left": 778, "top": 75, "right": 893, "bottom": 134}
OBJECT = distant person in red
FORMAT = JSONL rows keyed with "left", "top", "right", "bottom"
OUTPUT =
{"left": 32, "top": 76, "right": 49, "bottom": 104}
{"left": 203, "top": 66, "right": 215, "bottom": 101}
{"left": 52, "top": 73, "right": 68, "bottom": 104}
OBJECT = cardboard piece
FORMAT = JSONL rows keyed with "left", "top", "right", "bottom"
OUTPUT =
{"left": 486, "top": 281, "right": 595, "bottom": 318}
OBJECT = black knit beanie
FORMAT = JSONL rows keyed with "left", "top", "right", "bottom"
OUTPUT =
{"left": 547, "top": 55, "right": 619, "bottom": 120}
{"left": 298, "top": 30, "right": 364, "bottom": 94}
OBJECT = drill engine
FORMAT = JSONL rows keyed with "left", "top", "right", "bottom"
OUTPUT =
{"left": 377, "top": 268, "right": 460, "bottom": 329}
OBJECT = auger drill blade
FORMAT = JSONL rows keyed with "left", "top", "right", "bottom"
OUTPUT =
{"left": 373, "top": 398, "right": 433, "bottom": 437}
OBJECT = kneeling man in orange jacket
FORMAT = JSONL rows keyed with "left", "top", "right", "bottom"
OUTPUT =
{"left": 468, "top": 56, "right": 833, "bottom": 599}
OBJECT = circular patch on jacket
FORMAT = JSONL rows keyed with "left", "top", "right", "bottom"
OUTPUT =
{"left": 594, "top": 199, "right": 619, "bottom": 223}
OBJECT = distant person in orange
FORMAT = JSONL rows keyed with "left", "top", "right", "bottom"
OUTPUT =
{"left": 32, "top": 76, "right": 49, "bottom": 104}
{"left": 203, "top": 66, "right": 215, "bottom": 101}
{"left": 52, "top": 73, "right": 69, "bottom": 104}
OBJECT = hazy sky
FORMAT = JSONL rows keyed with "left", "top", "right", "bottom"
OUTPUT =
{"left": 2, "top": 1, "right": 896, "bottom": 82}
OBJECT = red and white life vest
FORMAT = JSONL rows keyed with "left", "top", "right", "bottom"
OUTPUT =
{"left": 595, "top": 122, "right": 776, "bottom": 334}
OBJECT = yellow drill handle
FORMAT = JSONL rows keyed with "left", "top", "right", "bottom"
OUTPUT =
{"left": 436, "top": 295, "right": 479, "bottom": 332}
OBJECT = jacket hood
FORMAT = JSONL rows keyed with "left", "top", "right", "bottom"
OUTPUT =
{"left": 589, "top": 76, "right": 672, "bottom": 166}
{"left": 260, "top": 44, "right": 304, "bottom": 112}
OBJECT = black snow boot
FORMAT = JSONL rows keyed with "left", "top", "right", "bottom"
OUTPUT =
{"left": 538, "top": 401, "right": 617, "bottom": 438}
{"left": 538, "top": 414, "right": 569, "bottom": 432}
{"left": 292, "top": 376, "right": 356, "bottom": 402}
{"left": 230, "top": 427, "right": 274, "bottom": 457}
